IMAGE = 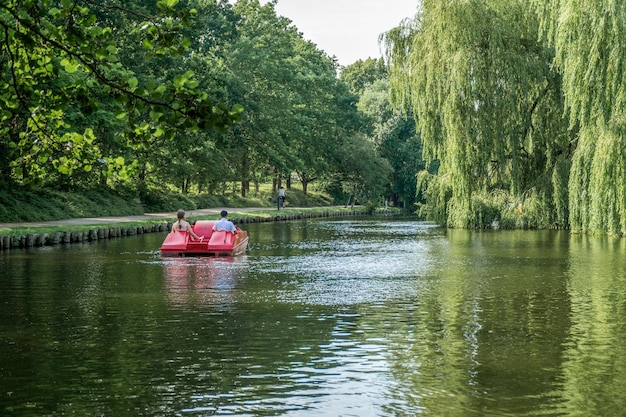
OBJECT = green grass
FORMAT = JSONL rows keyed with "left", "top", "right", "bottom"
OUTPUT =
{"left": 0, "top": 183, "right": 334, "bottom": 223}
{"left": 0, "top": 206, "right": 373, "bottom": 239}
{"left": 0, "top": 186, "right": 144, "bottom": 222}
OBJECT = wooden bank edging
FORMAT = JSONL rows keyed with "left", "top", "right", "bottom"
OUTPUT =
{"left": 0, "top": 209, "right": 393, "bottom": 251}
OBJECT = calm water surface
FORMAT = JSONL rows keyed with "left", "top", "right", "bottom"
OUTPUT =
{"left": 1, "top": 217, "right": 626, "bottom": 416}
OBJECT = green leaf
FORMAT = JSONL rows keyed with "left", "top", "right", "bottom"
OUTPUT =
{"left": 157, "top": 0, "right": 179, "bottom": 10}
{"left": 149, "top": 110, "right": 163, "bottom": 121}
{"left": 127, "top": 77, "right": 139, "bottom": 91}
{"left": 60, "top": 58, "right": 79, "bottom": 73}
{"left": 173, "top": 74, "right": 186, "bottom": 88}
{"left": 95, "top": 48, "right": 109, "bottom": 59}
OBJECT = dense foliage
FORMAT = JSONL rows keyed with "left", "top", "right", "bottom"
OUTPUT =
{"left": 1, "top": 0, "right": 412, "bottom": 215}
{"left": 0, "top": 0, "right": 243, "bottom": 188}
{"left": 384, "top": 0, "right": 625, "bottom": 235}
{"left": 10, "top": 0, "right": 618, "bottom": 235}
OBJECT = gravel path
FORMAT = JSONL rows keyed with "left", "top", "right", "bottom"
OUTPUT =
{"left": 0, "top": 207, "right": 279, "bottom": 229}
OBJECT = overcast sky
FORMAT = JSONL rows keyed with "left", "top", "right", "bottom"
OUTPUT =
{"left": 261, "top": 0, "right": 419, "bottom": 66}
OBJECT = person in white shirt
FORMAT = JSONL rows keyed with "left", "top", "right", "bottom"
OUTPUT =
{"left": 278, "top": 186, "right": 285, "bottom": 208}
{"left": 212, "top": 210, "right": 238, "bottom": 234}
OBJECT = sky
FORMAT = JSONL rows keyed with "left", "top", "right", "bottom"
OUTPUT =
{"left": 261, "top": 0, "right": 419, "bottom": 66}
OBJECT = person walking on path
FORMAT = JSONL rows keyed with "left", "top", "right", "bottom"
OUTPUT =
{"left": 278, "top": 186, "right": 286, "bottom": 208}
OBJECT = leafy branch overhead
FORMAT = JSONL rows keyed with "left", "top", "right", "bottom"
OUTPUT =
{"left": 0, "top": 0, "right": 242, "bottom": 180}
{"left": 0, "top": 0, "right": 419, "bottom": 216}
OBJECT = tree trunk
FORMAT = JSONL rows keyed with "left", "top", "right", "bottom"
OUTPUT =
{"left": 240, "top": 151, "right": 249, "bottom": 197}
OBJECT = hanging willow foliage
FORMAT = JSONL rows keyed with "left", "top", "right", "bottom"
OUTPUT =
{"left": 533, "top": 0, "right": 626, "bottom": 128}
{"left": 570, "top": 124, "right": 626, "bottom": 235}
{"left": 384, "top": 0, "right": 568, "bottom": 228}
{"left": 589, "top": 125, "right": 626, "bottom": 235}
{"left": 533, "top": 0, "right": 626, "bottom": 235}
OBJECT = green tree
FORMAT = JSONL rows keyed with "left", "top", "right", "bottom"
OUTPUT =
{"left": 333, "top": 133, "right": 393, "bottom": 208}
{"left": 385, "top": 0, "right": 568, "bottom": 228}
{"left": 0, "top": 0, "right": 241, "bottom": 188}
{"left": 357, "top": 78, "right": 425, "bottom": 208}
{"left": 223, "top": 0, "right": 365, "bottom": 199}
{"left": 126, "top": 0, "right": 238, "bottom": 194}
{"left": 221, "top": 0, "right": 302, "bottom": 196}
{"left": 339, "top": 57, "right": 387, "bottom": 96}
{"left": 288, "top": 39, "right": 362, "bottom": 195}
{"left": 532, "top": 0, "right": 626, "bottom": 235}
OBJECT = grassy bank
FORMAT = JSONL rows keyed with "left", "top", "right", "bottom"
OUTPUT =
{"left": 0, "top": 183, "right": 335, "bottom": 223}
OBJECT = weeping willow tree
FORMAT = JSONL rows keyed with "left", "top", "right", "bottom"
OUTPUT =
{"left": 384, "top": 0, "right": 569, "bottom": 229}
{"left": 532, "top": 0, "right": 626, "bottom": 235}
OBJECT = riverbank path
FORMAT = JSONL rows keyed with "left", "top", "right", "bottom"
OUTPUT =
{"left": 0, "top": 207, "right": 294, "bottom": 229}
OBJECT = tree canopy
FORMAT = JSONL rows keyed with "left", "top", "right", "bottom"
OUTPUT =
{"left": 535, "top": 0, "right": 626, "bottom": 235}
{"left": 0, "top": 0, "right": 243, "bottom": 186}
{"left": 384, "top": 0, "right": 625, "bottom": 235}
{"left": 0, "top": 0, "right": 405, "bottom": 211}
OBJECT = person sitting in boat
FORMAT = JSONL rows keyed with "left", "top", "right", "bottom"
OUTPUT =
{"left": 213, "top": 210, "right": 238, "bottom": 234}
{"left": 171, "top": 209, "right": 204, "bottom": 241}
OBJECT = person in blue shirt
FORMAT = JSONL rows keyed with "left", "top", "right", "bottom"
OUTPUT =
{"left": 212, "top": 210, "right": 238, "bottom": 234}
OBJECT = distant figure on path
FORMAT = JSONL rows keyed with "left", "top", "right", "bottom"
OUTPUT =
{"left": 278, "top": 186, "right": 286, "bottom": 208}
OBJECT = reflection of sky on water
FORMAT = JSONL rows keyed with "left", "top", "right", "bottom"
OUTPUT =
{"left": 249, "top": 220, "right": 445, "bottom": 306}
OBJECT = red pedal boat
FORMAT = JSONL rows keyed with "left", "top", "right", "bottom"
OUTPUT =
{"left": 161, "top": 220, "right": 249, "bottom": 257}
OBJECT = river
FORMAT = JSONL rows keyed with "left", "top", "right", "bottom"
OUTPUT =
{"left": 1, "top": 216, "right": 625, "bottom": 416}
